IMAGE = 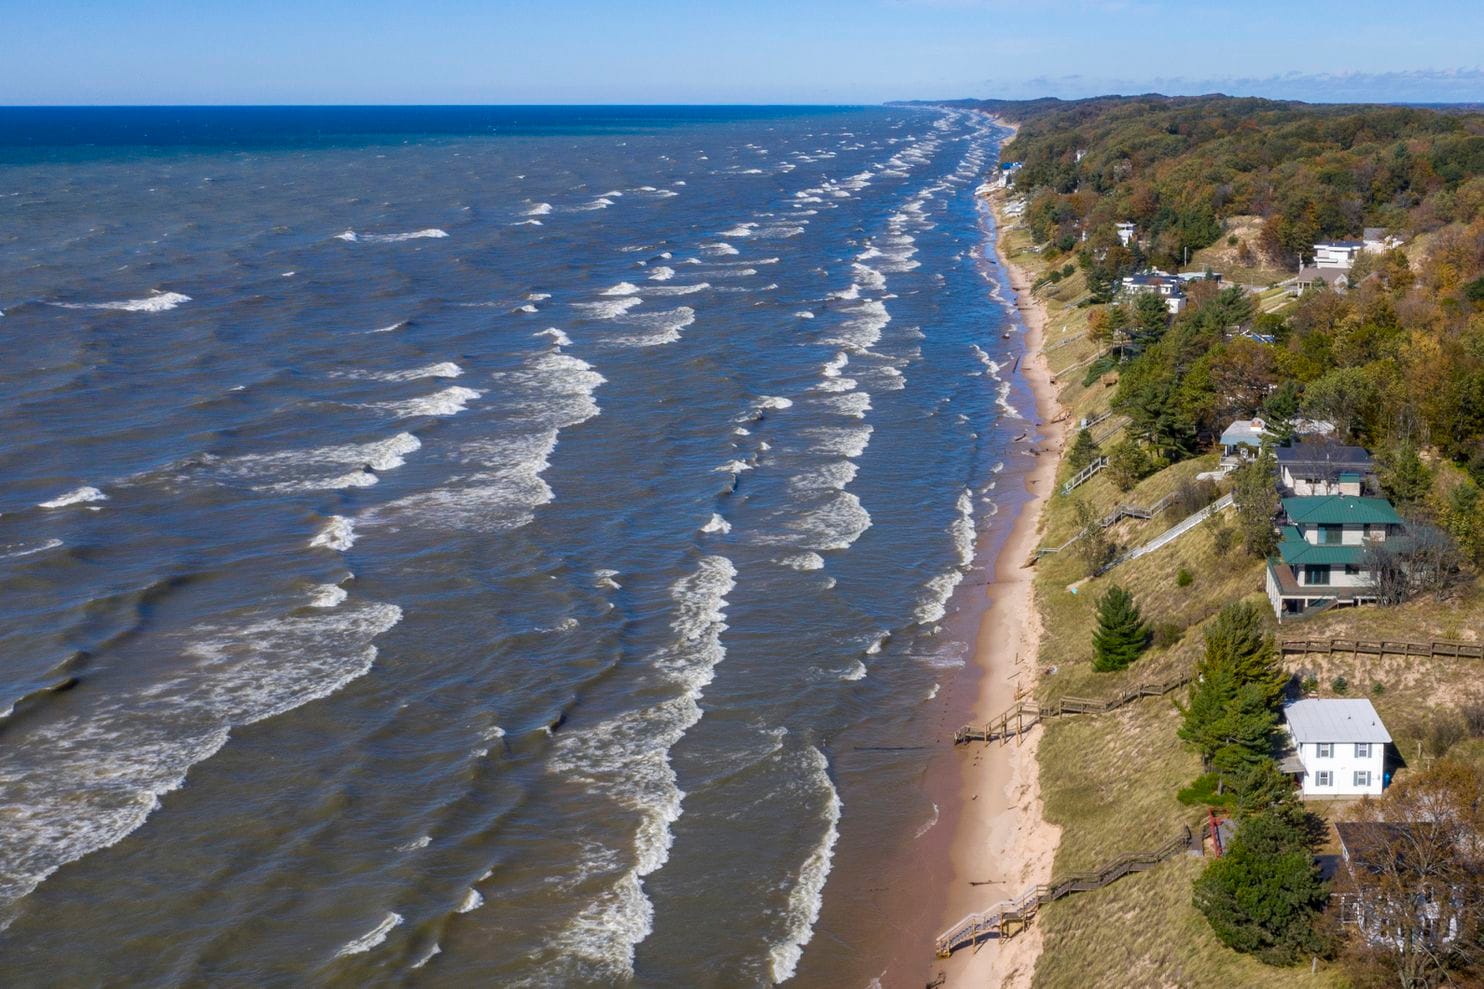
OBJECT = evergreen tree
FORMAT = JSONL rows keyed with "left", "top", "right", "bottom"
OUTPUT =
{"left": 1067, "top": 427, "right": 1099, "bottom": 473}
{"left": 1232, "top": 450, "right": 1280, "bottom": 559}
{"left": 1379, "top": 440, "right": 1433, "bottom": 505}
{"left": 1106, "top": 438, "right": 1152, "bottom": 492}
{"left": 1091, "top": 584, "right": 1149, "bottom": 671}
{"left": 1179, "top": 602, "right": 1285, "bottom": 779}
{"left": 1193, "top": 809, "right": 1329, "bottom": 965}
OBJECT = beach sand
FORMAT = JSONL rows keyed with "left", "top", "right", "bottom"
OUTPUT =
{"left": 926, "top": 179, "right": 1066, "bottom": 989}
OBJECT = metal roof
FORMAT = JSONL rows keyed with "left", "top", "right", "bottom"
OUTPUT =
{"left": 1276, "top": 536, "right": 1366, "bottom": 566}
{"left": 1282, "top": 495, "right": 1401, "bottom": 526}
{"left": 1284, "top": 698, "right": 1392, "bottom": 744}
{"left": 1275, "top": 440, "right": 1372, "bottom": 466}
{"left": 1220, "top": 419, "right": 1271, "bottom": 447}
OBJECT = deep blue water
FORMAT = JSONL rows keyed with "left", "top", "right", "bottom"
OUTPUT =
{"left": 0, "top": 105, "right": 1030, "bottom": 986}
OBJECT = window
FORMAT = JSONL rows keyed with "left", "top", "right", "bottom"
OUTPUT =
{"left": 1314, "top": 771, "right": 1333, "bottom": 787}
{"left": 1315, "top": 743, "right": 1333, "bottom": 758}
{"left": 1355, "top": 743, "right": 1371, "bottom": 759}
{"left": 1304, "top": 565, "right": 1331, "bottom": 586}
{"left": 1322, "top": 524, "right": 1343, "bottom": 545}
{"left": 1354, "top": 771, "right": 1372, "bottom": 788}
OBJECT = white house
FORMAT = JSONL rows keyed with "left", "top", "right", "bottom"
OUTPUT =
{"left": 1362, "top": 227, "right": 1404, "bottom": 255}
{"left": 1218, "top": 417, "right": 1273, "bottom": 462}
{"left": 1283, "top": 698, "right": 1390, "bottom": 797}
{"left": 1115, "top": 221, "right": 1136, "bottom": 246}
{"left": 1313, "top": 240, "right": 1366, "bottom": 270}
{"left": 1120, "top": 271, "right": 1186, "bottom": 314}
{"left": 1275, "top": 439, "right": 1373, "bottom": 496}
{"left": 1292, "top": 266, "right": 1351, "bottom": 295}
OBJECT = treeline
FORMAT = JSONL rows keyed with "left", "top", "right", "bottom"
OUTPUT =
{"left": 984, "top": 94, "right": 1484, "bottom": 269}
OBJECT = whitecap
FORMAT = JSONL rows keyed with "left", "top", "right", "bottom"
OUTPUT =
{"left": 526, "top": 202, "right": 553, "bottom": 216}
{"left": 776, "top": 552, "right": 825, "bottom": 571}
{"left": 456, "top": 889, "right": 484, "bottom": 913}
{"left": 766, "top": 747, "right": 841, "bottom": 983}
{"left": 309, "top": 584, "right": 348, "bottom": 608}
{"left": 648, "top": 267, "right": 675, "bottom": 281}
{"left": 339, "top": 229, "right": 448, "bottom": 244}
{"left": 840, "top": 660, "right": 867, "bottom": 682}
{"left": 0, "top": 538, "right": 64, "bottom": 560}
{"left": 49, "top": 291, "right": 191, "bottom": 313}
{"left": 335, "top": 913, "right": 404, "bottom": 956}
{"left": 700, "top": 513, "right": 731, "bottom": 535}
{"left": 377, "top": 386, "right": 483, "bottom": 418}
{"left": 574, "top": 297, "right": 643, "bottom": 319}
{"left": 310, "top": 516, "right": 357, "bottom": 551}
{"left": 536, "top": 327, "right": 573, "bottom": 346}
{"left": 38, "top": 486, "right": 107, "bottom": 509}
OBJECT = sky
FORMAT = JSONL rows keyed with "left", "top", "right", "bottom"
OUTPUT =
{"left": 5, "top": 0, "right": 1484, "bottom": 105}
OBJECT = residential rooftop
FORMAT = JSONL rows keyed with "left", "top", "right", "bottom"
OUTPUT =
{"left": 1284, "top": 698, "right": 1392, "bottom": 745}
{"left": 1275, "top": 439, "right": 1373, "bottom": 467}
{"left": 1282, "top": 495, "right": 1401, "bottom": 526}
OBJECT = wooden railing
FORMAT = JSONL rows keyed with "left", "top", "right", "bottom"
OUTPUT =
{"left": 1280, "top": 638, "right": 1484, "bottom": 660}
{"left": 935, "top": 826, "right": 1194, "bottom": 957}
{"left": 1060, "top": 456, "right": 1108, "bottom": 495}
{"left": 954, "top": 672, "right": 1191, "bottom": 745}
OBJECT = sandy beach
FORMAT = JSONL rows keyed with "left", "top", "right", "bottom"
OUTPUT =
{"left": 927, "top": 169, "right": 1066, "bottom": 989}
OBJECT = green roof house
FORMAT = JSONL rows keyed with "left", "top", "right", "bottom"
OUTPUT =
{"left": 1265, "top": 495, "right": 1405, "bottom": 619}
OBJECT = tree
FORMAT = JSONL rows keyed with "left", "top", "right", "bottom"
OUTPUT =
{"left": 1179, "top": 602, "right": 1286, "bottom": 780}
{"left": 1091, "top": 584, "right": 1149, "bottom": 671}
{"left": 1301, "top": 366, "right": 1378, "bottom": 440}
{"left": 1071, "top": 497, "right": 1115, "bottom": 577}
{"left": 1194, "top": 808, "right": 1330, "bottom": 965}
{"left": 1067, "top": 427, "right": 1099, "bottom": 473}
{"left": 1233, "top": 450, "right": 1280, "bottom": 558}
{"left": 1339, "top": 759, "right": 1484, "bottom": 989}
{"left": 1378, "top": 442, "right": 1434, "bottom": 506}
{"left": 1107, "top": 438, "right": 1153, "bottom": 491}
{"left": 1130, "top": 291, "right": 1172, "bottom": 350}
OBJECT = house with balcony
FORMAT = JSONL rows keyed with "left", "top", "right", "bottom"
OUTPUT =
{"left": 1333, "top": 821, "right": 1463, "bottom": 948}
{"left": 1281, "top": 698, "right": 1390, "bottom": 797}
{"left": 1120, "top": 270, "right": 1186, "bottom": 314}
{"left": 1313, "top": 240, "right": 1366, "bottom": 270}
{"left": 1115, "top": 221, "right": 1135, "bottom": 246}
{"left": 1265, "top": 495, "right": 1404, "bottom": 618}
{"left": 1275, "top": 438, "right": 1374, "bottom": 496}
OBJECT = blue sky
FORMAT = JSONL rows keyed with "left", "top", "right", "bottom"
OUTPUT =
{"left": 6, "top": 0, "right": 1483, "bottom": 105}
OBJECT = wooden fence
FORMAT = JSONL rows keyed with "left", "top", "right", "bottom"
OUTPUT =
{"left": 954, "top": 672, "right": 1192, "bottom": 745}
{"left": 1279, "top": 638, "right": 1483, "bottom": 660}
{"left": 935, "top": 826, "right": 1194, "bottom": 957}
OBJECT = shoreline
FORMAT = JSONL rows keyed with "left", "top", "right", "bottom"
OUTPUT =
{"left": 928, "top": 133, "right": 1067, "bottom": 987}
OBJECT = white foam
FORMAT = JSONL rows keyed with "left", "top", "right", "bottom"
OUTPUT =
{"left": 546, "top": 556, "right": 736, "bottom": 982}
{"left": 337, "top": 362, "right": 462, "bottom": 382}
{"left": 49, "top": 291, "right": 191, "bottom": 313}
{"left": 0, "top": 538, "right": 64, "bottom": 560}
{"left": 309, "top": 584, "right": 348, "bottom": 608}
{"left": 819, "top": 391, "right": 871, "bottom": 419}
{"left": 715, "top": 459, "right": 753, "bottom": 474}
{"left": 0, "top": 599, "right": 403, "bottom": 924}
{"left": 795, "top": 311, "right": 815, "bottom": 319}
{"left": 339, "top": 229, "right": 448, "bottom": 243}
{"left": 311, "top": 516, "right": 357, "bottom": 551}
{"left": 825, "top": 299, "right": 890, "bottom": 352}
{"left": 335, "top": 912, "right": 404, "bottom": 956}
{"left": 536, "top": 327, "right": 572, "bottom": 346}
{"left": 777, "top": 552, "right": 825, "bottom": 571}
{"left": 367, "top": 321, "right": 406, "bottom": 334}
{"left": 756, "top": 396, "right": 793, "bottom": 411}
{"left": 457, "top": 889, "right": 484, "bottom": 913}
{"left": 700, "top": 514, "right": 732, "bottom": 535}
{"left": 840, "top": 660, "right": 867, "bottom": 682}
{"left": 526, "top": 202, "right": 553, "bottom": 216}
{"left": 766, "top": 747, "right": 841, "bottom": 983}
{"left": 719, "top": 222, "right": 758, "bottom": 237}
{"left": 913, "top": 803, "right": 940, "bottom": 840}
{"left": 377, "top": 385, "right": 483, "bottom": 418}
{"left": 410, "top": 943, "right": 441, "bottom": 970}
{"left": 952, "top": 488, "right": 976, "bottom": 567}
{"left": 786, "top": 490, "right": 872, "bottom": 551}
{"left": 601, "top": 282, "right": 643, "bottom": 296}
{"left": 38, "top": 486, "right": 107, "bottom": 509}
{"left": 516, "top": 303, "right": 539, "bottom": 313}
{"left": 701, "top": 242, "right": 740, "bottom": 256}
{"left": 574, "top": 297, "right": 643, "bottom": 319}
{"left": 608, "top": 306, "right": 695, "bottom": 348}
{"left": 648, "top": 267, "right": 675, "bottom": 281}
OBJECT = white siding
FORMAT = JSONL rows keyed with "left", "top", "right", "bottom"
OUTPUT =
{"left": 1294, "top": 735, "right": 1386, "bottom": 796}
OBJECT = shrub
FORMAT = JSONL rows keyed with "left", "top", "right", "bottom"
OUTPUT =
{"left": 1176, "top": 567, "right": 1194, "bottom": 588}
{"left": 1301, "top": 675, "right": 1319, "bottom": 695}
{"left": 1462, "top": 702, "right": 1484, "bottom": 737}
{"left": 1331, "top": 675, "right": 1349, "bottom": 695}
{"left": 1153, "top": 621, "right": 1184, "bottom": 648}
{"left": 1371, "top": 681, "right": 1386, "bottom": 696}
{"left": 1170, "top": 478, "right": 1220, "bottom": 518}
{"left": 1212, "top": 524, "right": 1237, "bottom": 555}
{"left": 1227, "top": 234, "right": 1239, "bottom": 247}
{"left": 1427, "top": 710, "right": 1466, "bottom": 757}
{"left": 1106, "top": 439, "right": 1154, "bottom": 492}
{"left": 1177, "top": 772, "right": 1235, "bottom": 808}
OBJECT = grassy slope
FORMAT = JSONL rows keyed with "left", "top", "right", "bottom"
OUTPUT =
{"left": 996, "top": 211, "right": 1351, "bottom": 988}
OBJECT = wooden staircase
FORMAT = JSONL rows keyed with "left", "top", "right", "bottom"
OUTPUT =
{"left": 1059, "top": 456, "right": 1108, "bottom": 495}
{"left": 935, "top": 826, "right": 1195, "bottom": 956}
{"left": 954, "top": 672, "right": 1191, "bottom": 745}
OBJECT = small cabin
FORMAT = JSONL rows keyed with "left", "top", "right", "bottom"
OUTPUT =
{"left": 1218, "top": 417, "right": 1272, "bottom": 462}
{"left": 1282, "top": 698, "right": 1390, "bottom": 797}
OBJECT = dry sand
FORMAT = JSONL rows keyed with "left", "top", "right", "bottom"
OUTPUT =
{"left": 926, "top": 183, "right": 1066, "bottom": 989}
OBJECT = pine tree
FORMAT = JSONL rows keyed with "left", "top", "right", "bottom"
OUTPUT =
{"left": 1233, "top": 450, "right": 1279, "bottom": 559}
{"left": 1201, "top": 601, "right": 1286, "bottom": 704}
{"left": 1091, "top": 584, "right": 1149, "bottom": 671}
{"left": 1193, "top": 809, "right": 1328, "bottom": 965}
{"left": 1179, "top": 602, "right": 1285, "bottom": 779}
{"left": 1067, "top": 428, "right": 1099, "bottom": 473}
